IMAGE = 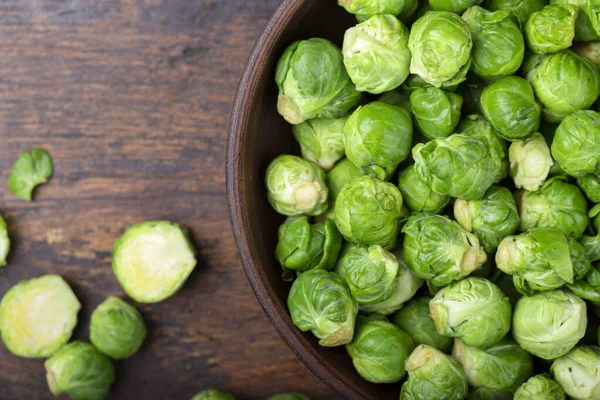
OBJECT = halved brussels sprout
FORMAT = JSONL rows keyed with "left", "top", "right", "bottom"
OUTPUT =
{"left": 0, "top": 274, "right": 80, "bottom": 358}
{"left": 480, "top": 76, "right": 541, "bottom": 141}
{"left": 486, "top": 0, "right": 547, "bottom": 25}
{"left": 192, "top": 390, "right": 236, "bottom": 400}
{"left": 550, "top": 0, "right": 600, "bottom": 42}
{"left": 292, "top": 117, "right": 347, "bottom": 171}
{"left": 430, "top": 0, "right": 483, "bottom": 13}
{"left": 324, "top": 158, "right": 364, "bottom": 219}
{"left": 551, "top": 346, "right": 600, "bottom": 400}
{"left": 398, "top": 165, "right": 450, "bottom": 214}
{"left": 410, "top": 87, "right": 463, "bottom": 140}
{"left": 525, "top": 5, "right": 578, "bottom": 54}
{"left": 343, "top": 15, "right": 411, "bottom": 94}
{"left": 0, "top": 213, "right": 9, "bottom": 267}
{"left": 578, "top": 175, "right": 600, "bottom": 203}
{"left": 509, "top": 134, "right": 553, "bottom": 191}
{"left": 338, "top": 0, "right": 419, "bottom": 23}
{"left": 113, "top": 221, "right": 197, "bottom": 303}
{"left": 514, "top": 374, "right": 566, "bottom": 400}
{"left": 513, "top": 290, "right": 587, "bottom": 359}
{"left": 408, "top": 11, "right": 473, "bottom": 88}
{"left": 268, "top": 394, "right": 310, "bottom": 400}
{"left": 287, "top": 270, "right": 358, "bottom": 346}
{"left": 275, "top": 38, "right": 362, "bottom": 125}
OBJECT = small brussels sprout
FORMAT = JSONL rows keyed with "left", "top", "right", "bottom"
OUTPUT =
{"left": 551, "top": 346, "right": 600, "bottom": 400}
{"left": 525, "top": 51, "right": 600, "bottom": 123}
{"left": 0, "top": 274, "right": 80, "bottom": 358}
{"left": 0, "top": 213, "right": 9, "bottom": 267}
{"left": 514, "top": 374, "right": 566, "bottom": 400}
{"left": 192, "top": 390, "right": 236, "bottom": 400}
{"left": 469, "top": 388, "right": 513, "bottom": 400}
{"left": 410, "top": 87, "right": 463, "bottom": 140}
{"left": 403, "top": 214, "right": 487, "bottom": 286}
{"left": 335, "top": 176, "right": 404, "bottom": 249}
{"left": 412, "top": 133, "right": 497, "bottom": 200}
{"left": 8, "top": 148, "right": 53, "bottom": 201}
{"left": 398, "top": 165, "right": 450, "bottom": 214}
{"left": 112, "top": 221, "right": 197, "bottom": 303}
{"left": 343, "top": 102, "right": 413, "bottom": 179}
{"left": 324, "top": 158, "right": 364, "bottom": 219}
{"left": 338, "top": 0, "right": 419, "bottom": 23}
{"left": 408, "top": 11, "right": 473, "bottom": 88}
{"left": 342, "top": 15, "right": 411, "bottom": 94}
{"left": 462, "top": 6, "right": 525, "bottom": 79}
{"left": 525, "top": 5, "right": 578, "bottom": 54}
{"left": 430, "top": 277, "right": 511, "bottom": 348}
{"left": 509, "top": 134, "right": 553, "bottom": 191}
{"left": 578, "top": 175, "right": 600, "bottom": 203}
{"left": 287, "top": 270, "right": 358, "bottom": 346}
{"left": 292, "top": 117, "right": 347, "bottom": 171}
{"left": 551, "top": 109, "right": 600, "bottom": 177}
{"left": 392, "top": 296, "right": 453, "bottom": 353}
{"left": 550, "top": 0, "right": 600, "bottom": 42}
{"left": 480, "top": 76, "right": 541, "bottom": 141}
{"left": 429, "top": 0, "right": 483, "bottom": 13}
{"left": 275, "top": 38, "right": 362, "bottom": 125}
{"left": 516, "top": 177, "right": 589, "bottom": 238}
{"left": 454, "top": 186, "right": 520, "bottom": 254}
{"left": 268, "top": 394, "right": 310, "bottom": 400}
{"left": 89, "top": 297, "right": 147, "bottom": 360}
{"left": 453, "top": 338, "right": 533, "bottom": 391}
{"left": 513, "top": 290, "right": 587, "bottom": 359}
{"left": 400, "top": 345, "right": 469, "bottom": 400}
{"left": 346, "top": 319, "right": 415, "bottom": 383}
{"left": 45, "top": 341, "right": 115, "bottom": 400}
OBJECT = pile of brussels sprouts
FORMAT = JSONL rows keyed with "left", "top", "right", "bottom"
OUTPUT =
{"left": 267, "top": 0, "right": 600, "bottom": 398}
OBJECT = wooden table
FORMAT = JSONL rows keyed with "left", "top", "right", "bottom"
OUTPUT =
{"left": 0, "top": 1, "right": 335, "bottom": 399}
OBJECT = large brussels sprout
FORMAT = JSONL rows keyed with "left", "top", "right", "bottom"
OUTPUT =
{"left": 0, "top": 274, "right": 80, "bottom": 358}
{"left": 550, "top": 0, "right": 600, "bottom": 42}
{"left": 551, "top": 109, "right": 600, "bottom": 177}
{"left": 514, "top": 374, "right": 566, "bottom": 400}
{"left": 343, "top": 102, "right": 413, "bottom": 179}
{"left": 429, "top": 0, "right": 483, "bottom": 13}
{"left": 335, "top": 176, "right": 404, "bottom": 249}
{"left": 324, "top": 158, "right": 363, "bottom": 219}
{"left": 525, "top": 5, "right": 578, "bottom": 54}
{"left": 430, "top": 277, "right": 511, "bottom": 348}
{"left": 343, "top": 15, "right": 411, "bottom": 94}
{"left": 516, "top": 177, "right": 589, "bottom": 238}
{"left": 400, "top": 345, "right": 469, "bottom": 400}
{"left": 266, "top": 155, "right": 328, "bottom": 217}
{"left": 485, "top": 0, "right": 547, "bottom": 25}
{"left": 410, "top": 87, "right": 462, "bottom": 140}
{"left": 408, "top": 12, "right": 473, "bottom": 88}
{"left": 480, "top": 76, "right": 541, "bottom": 141}
{"left": 551, "top": 346, "right": 600, "bottom": 400}
{"left": 292, "top": 117, "right": 347, "bottom": 171}
{"left": 338, "top": 0, "right": 419, "bottom": 23}
{"left": 0, "top": 213, "right": 9, "bottom": 267}
{"left": 462, "top": 6, "right": 525, "bottom": 79}
{"left": 90, "top": 297, "right": 147, "bottom": 360}
{"left": 346, "top": 319, "right": 414, "bottom": 383}
{"left": 398, "top": 165, "right": 450, "bottom": 213}
{"left": 112, "top": 221, "right": 197, "bottom": 303}
{"left": 509, "top": 134, "right": 553, "bottom": 191}
{"left": 578, "top": 174, "right": 600, "bottom": 203}
{"left": 412, "top": 133, "right": 497, "bottom": 200}
{"left": 287, "top": 270, "right": 358, "bottom": 346}
{"left": 45, "top": 341, "right": 115, "bottom": 400}
{"left": 392, "top": 296, "right": 453, "bottom": 353}
{"left": 191, "top": 390, "right": 236, "bottom": 400}
{"left": 454, "top": 186, "right": 520, "bottom": 254}
{"left": 525, "top": 51, "right": 600, "bottom": 123}
{"left": 513, "top": 290, "right": 587, "bottom": 359}
{"left": 402, "top": 214, "right": 487, "bottom": 287}
{"left": 275, "top": 38, "right": 362, "bottom": 125}
{"left": 268, "top": 394, "right": 310, "bottom": 400}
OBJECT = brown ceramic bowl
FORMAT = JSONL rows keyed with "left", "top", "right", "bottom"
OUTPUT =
{"left": 227, "top": 1, "right": 400, "bottom": 399}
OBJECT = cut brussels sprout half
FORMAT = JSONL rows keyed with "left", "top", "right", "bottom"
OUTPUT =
{"left": 509, "top": 134, "right": 553, "bottom": 191}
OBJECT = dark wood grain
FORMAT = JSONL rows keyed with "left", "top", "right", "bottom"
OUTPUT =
{"left": 0, "top": 1, "right": 336, "bottom": 399}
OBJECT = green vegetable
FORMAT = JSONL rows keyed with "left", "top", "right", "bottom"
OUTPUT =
{"left": 550, "top": 0, "right": 600, "bottom": 42}
{"left": 574, "top": 40, "right": 600, "bottom": 68}
{"left": 486, "top": 0, "right": 547, "bottom": 26}
{"left": 525, "top": 5, "right": 578, "bottom": 54}
{"left": 398, "top": 165, "right": 450, "bottom": 213}
{"left": 509, "top": 134, "right": 553, "bottom": 191}
{"left": 513, "top": 374, "right": 566, "bottom": 400}
{"left": 567, "top": 264, "right": 600, "bottom": 303}
{"left": 577, "top": 174, "right": 600, "bottom": 202}
{"left": 378, "top": 90, "right": 411, "bottom": 109}
{"left": 429, "top": 0, "right": 483, "bottom": 13}
{"left": 292, "top": 117, "right": 347, "bottom": 171}
{"left": 338, "top": 0, "right": 419, "bottom": 23}
{"left": 324, "top": 158, "right": 364, "bottom": 219}
{"left": 268, "top": 394, "right": 310, "bottom": 400}
{"left": 0, "top": 213, "right": 9, "bottom": 267}
{"left": 410, "top": 87, "right": 463, "bottom": 140}
{"left": 551, "top": 346, "right": 600, "bottom": 400}
{"left": 191, "top": 389, "right": 236, "bottom": 400}
{"left": 8, "top": 148, "right": 53, "bottom": 201}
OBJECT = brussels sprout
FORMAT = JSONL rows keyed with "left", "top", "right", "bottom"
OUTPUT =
{"left": 335, "top": 176, "right": 404, "bottom": 249}
{"left": 509, "top": 134, "right": 553, "bottom": 191}
{"left": 287, "top": 270, "right": 358, "bottom": 346}
{"left": 292, "top": 117, "right": 347, "bottom": 171}
{"left": 8, "top": 148, "right": 53, "bottom": 201}
{"left": 398, "top": 165, "right": 450, "bottom": 213}
{"left": 0, "top": 274, "right": 80, "bottom": 358}
{"left": 412, "top": 133, "right": 497, "bottom": 200}
{"left": 469, "top": 388, "right": 513, "bottom": 400}
{"left": 266, "top": 155, "right": 329, "bottom": 216}
{"left": 343, "top": 15, "right": 411, "bottom": 94}
{"left": 400, "top": 345, "right": 469, "bottom": 400}
{"left": 462, "top": 6, "right": 525, "bottom": 79}
{"left": 486, "top": 0, "right": 547, "bottom": 25}
{"left": 525, "top": 5, "right": 578, "bottom": 54}
{"left": 324, "top": 158, "right": 364, "bottom": 219}
{"left": 454, "top": 186, "right": 520, "bottom": 254}
{"left": 514, "top": 374, "right": 566, "bottom": 400}
{"left": 275, "top": 217, "right": 342, "bottom": 274}
{"left": 551, "top": 110, "right": 600, "bottom": 177}
{"left": 268, "top": 394, "right": 310, "bottom": 400}
{"left": 346, "top": 319, "right": 415, "bottom": 383}
{"left": 408, "top": 12, "right": 473, "bottom": 88}
{"left": 578, "top": 175, "right": 600, "bottom": 202}
{"left": 45, "top": 341, "right": 115, "bottom": 400}
{"left": 0, "top": 213, "right": 9, "bottom": 267}
{"left": 410, "top": 87, "right": 463, "bottom": 140}
{"left": 429, "top": 0, "right": 483, "bottom": 13}
{"left": 343, "top": 102, "right": 413, "bottom": 179}
{"left": 525, "top": 51, "right": 600, "bottom": 123}
{"left": 480, "top": 76, "right": 541, "bottom": 141}
{"left": 516, "top": 177, "right": 589, "bottom": 238}
{"left": 89, "top": 297, "right": 147, "bottom": 360}
{"left": 430, "top": 277, "right": 511, "bottom": 348}
{"left": 392, "top": 296, "right": 453, "bottom": 353}
{"left": 567, "top": 264, "right": 600, "bottom": 302}
{"left": 550, "top": 0, "right": 600, "bottom": 42}
{"left": 551, "top": 346, "right": 600, "bottom": 400}
{"left": 569, "top": 237, "right": 593, "bottom": 279}
{"left": 192, "top": 390, "right": 236, "bottom": 400}
{"left": 338, "top": 0, "right": 419, "bottom": 23}
{"left": 513, "top": 290, "right": 587, "bottom": 359}
{"left": 275, "top": 38, "right": 362, "bottom": 125}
